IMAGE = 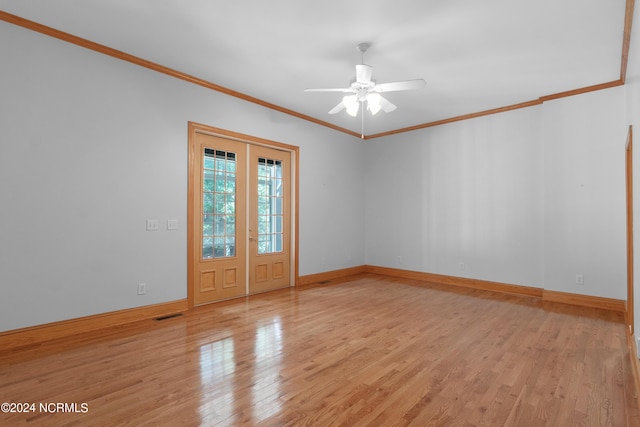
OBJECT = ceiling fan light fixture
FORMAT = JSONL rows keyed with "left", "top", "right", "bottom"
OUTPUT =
{"left": 342, "top": 95, "right": 359, "bottom": 117}
{"left": 367, "top": 93, "right": 382, "bottom": 115}
{"left": 346, "top": 103, "right": 360, "bottom": 117}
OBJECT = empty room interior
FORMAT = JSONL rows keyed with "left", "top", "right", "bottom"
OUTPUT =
{"left": 4, "top": 1, "right": 640, "bottom": 425}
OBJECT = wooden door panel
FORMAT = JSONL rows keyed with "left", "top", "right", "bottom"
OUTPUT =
{"left": 249, "top": 145, "right": 291, "bottom": 294}
{"left": 192, "top": 133, "right": 247, "bottom": 305}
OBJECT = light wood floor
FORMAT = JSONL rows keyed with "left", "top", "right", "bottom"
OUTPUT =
{"left": 1, "top": 273, "right": 639, "bottom": 426}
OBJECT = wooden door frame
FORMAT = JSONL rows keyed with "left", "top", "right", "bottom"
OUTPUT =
{"left": 627, "top": 125, "right": 634, "bottom": 334}
{"left": 187, "top": 122, "right": 300, "bottom": 309}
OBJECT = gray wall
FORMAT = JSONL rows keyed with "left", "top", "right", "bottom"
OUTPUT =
{"left": 625, "top": 0, "right": 640, "bottom": 353}
{"left": 0, "top": 22, "right": 366, "bottom": 331}
{"left": 365, "top": 88, "right": 626, "bottom": 299}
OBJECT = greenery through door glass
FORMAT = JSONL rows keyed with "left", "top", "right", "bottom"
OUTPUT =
{"left": 257, "top": 157, "right": 283, "bottom": 254}
{"left": 202, "top": 148, "right": 236, "bottom": 259}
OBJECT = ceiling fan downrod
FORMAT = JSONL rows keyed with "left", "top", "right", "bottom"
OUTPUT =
{"left": 356, "top": 42, "right": 371, "bottom": 64}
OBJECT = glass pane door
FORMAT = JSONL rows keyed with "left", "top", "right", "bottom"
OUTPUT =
{"left": 203, "top": 149, "right": 237, "bottom": 259}
{"left": 249, "top": 145, "right": 290, "bottom": 294}
{"left": 257, "top": 158, "right": 283, "bottom": 254}
{"left": 192, "top": 133, "right": 247, "bottom": 305}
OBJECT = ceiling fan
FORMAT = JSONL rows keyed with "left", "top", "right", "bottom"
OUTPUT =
{"left": 304, "top": 42, "right": 426, "bottom": 119}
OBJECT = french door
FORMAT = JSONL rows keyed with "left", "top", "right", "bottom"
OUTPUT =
{"left": 189, "top": 126, "right": 293, "bottom": 306}
{"left": 249, "top": 145, "right": 291, "bottom": 294}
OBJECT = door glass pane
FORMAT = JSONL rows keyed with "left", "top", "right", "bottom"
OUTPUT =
{"left": 203, "top": 193, "right": 214, "bottom": 214}
{"left": 225, "top": 215, "right": 235, "bottom": 235}
{"left": 203, "top": 148, "right": 237, "bottom": 259}
{"left": 256, "top": 157, "right": 284, "bottom": 254}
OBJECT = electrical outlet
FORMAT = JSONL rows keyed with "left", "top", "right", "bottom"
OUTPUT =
{"left": 575, "top": 274, "right": 584, "bottom": 285}
{"left": 459, "top": 262, "right": 465, "bottom": 271}
{"left": 146, "top": 219, "right": 158, "bottom": 231}
{"left": 137, "top": 283, "right": 147, "bottom": 295}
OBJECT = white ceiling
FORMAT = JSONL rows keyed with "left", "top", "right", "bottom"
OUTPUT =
{"left": 0, "top": 0, "right": 629, "bottom": 137}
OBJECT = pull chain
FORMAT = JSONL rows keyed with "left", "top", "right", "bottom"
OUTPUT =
{"left": 361, "top": 103, "right": 365, "bottom": 139}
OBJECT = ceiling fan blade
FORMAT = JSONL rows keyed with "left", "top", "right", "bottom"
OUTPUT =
{"left": 378, "top": 95, "right": 397, "bottom": 113}
{"left": 328, "top": 101, "right": 345, "bottom": 114}
{"left": 304, "top": 88, "right": 354, "bottom": 93}
{"left": 374, "top": 79, "right": 426, "bottom": 93}
{"left": 356, "top": 64, "right": 373, "bottom": 85}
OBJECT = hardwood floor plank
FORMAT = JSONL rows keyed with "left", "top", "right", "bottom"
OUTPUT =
{"left": 0, "top": 273, "right": 637, "bottom": 426}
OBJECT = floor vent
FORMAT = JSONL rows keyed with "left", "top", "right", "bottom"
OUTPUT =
{"left": 318, "top": 280, "right": 332, "bottom": 284}
{"left": 154, "top": 313, "right": 183, "bottom": 321}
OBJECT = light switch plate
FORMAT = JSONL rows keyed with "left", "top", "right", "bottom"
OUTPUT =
{"left": 167, "top": 219, "right": 178, "bottom": 230}
{"left": 146, "top": 219, "right": 159, "bottom": 231}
